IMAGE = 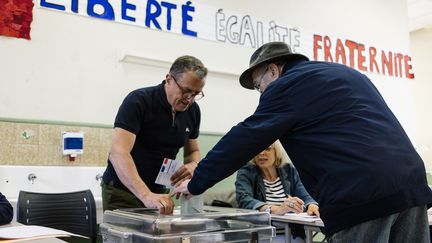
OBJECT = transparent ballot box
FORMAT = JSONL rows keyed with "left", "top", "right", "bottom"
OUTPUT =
{"left": 100, "top": 207, "right": 275, "bottom": 243}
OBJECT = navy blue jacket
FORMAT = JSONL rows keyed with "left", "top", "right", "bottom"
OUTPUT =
{"left": 235, "top": 163, "right": 316, "bottom": 210}
{"left": 0, "top": 192, "right": 13, "bottom": 225}
{"left": 189, "top": 60, "right": 432, "bottom": 236}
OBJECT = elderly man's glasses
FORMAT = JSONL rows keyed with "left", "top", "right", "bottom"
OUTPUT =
{"left": 170, "top": 74, "right": 204, "bottom": 101}
{"left": 253, "top": 66, "right": 269, "bottom": 93}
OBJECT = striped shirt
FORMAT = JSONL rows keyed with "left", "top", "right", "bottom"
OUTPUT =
{"left": 263, "top": 177, "right": 287, "bottom": 205}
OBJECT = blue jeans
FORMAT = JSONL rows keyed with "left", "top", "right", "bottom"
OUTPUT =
{"left": 328, "top": 205, "right": 429, "bottom": 243}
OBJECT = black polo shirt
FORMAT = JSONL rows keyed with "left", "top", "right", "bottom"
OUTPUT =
{"left": 102, "top": 81, "right": 200, "bottom": 193}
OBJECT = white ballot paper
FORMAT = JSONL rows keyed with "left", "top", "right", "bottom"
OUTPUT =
{"left": 155, "top": 158, "right": 183, "bottom": 188}
{"left": 283, "top": 212, "right": 320, "bottom": 222}
{"left": 0, "top": 225, "right": 81, "bottom": 241}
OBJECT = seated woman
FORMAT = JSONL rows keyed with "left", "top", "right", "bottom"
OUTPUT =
{"left": 0, "top": 192, "right": 13, "bottom": 225}
{"left": 235, "top": 141, "right": 319, "bottom": 243}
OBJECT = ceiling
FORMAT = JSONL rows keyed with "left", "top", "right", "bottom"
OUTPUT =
{"left": 408, "top": 0, "right": 432, "bottom": 31}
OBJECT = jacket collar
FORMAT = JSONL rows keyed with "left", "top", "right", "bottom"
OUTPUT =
{"left": 281, "top": 59, "right": 307, "bottom": 75}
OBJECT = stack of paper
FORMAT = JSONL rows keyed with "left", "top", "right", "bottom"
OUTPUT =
{"left": 283, "top": 212, "right": 321, "bottom": 222}
{"left": 0, "top": 225, "right": 79, "bottom": 242}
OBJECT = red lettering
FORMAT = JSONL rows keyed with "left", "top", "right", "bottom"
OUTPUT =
{"left": 382, "top": 51, "right": 393, "bottom": 76}
{"left": 313, "top": 34, "right": 322, "bottom": 61}
{"left": 404, "top": 55, "right": 415, "bottom": 79}
{"left": 394, "top": 54, "right": 398, "bottom": 77}
{"left": 369, "top": 47, "right": 380, "bottom": 74}
{"left": 314, "top": 35, "right": 412, "bottom": 79}
{"left": 357, "top": 44, "right": 366, "bottom": 71}
{"left": 324, "top": 36, "right": 333, "bottom": 62}
{"left": 335, "top": 39, "right": 346, "bottom": 65}
{"left": 345, "top": 40, "right": 357, "bottom": 68}
{"left": 396, "top": 53, "right": 403, "bottom": 78}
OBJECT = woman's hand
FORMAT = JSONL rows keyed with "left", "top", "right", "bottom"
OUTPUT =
{"left": 268, "top": 205, "right": 289, "bottom": 215}
{"left": 283, "top": 196, "right": 304, "bottom": 214}
{"left": 306, "top": 203, "right": 320, "bottom": 217}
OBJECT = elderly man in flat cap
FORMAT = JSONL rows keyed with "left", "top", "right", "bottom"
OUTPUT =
{"left": 174, "top": 42, "right": 432, "bottom": 242}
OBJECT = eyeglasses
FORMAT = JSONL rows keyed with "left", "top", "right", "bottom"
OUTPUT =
{"left": 170, "top": 74, "right": 205, "bottom": 101}
{"left": 253, "top": 66, "right": 269, "bottom": 93}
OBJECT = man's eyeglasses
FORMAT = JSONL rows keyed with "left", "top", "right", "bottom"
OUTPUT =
{"left": 170, "top": 74, "right": 205, "bottom": 101}
{"left": 253, "top": 66, "right": 268, "bottom": 93}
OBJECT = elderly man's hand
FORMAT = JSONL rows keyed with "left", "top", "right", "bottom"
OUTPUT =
{"left": 306, "top": 204, "right": 320, "bottom": 217}
{"left": 170, "top": 162, "right": 198, "bottom": 186}
{"left": 171, "top": 179, "right": 193, "bottom": 199}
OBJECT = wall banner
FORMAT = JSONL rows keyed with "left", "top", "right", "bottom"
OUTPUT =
{"left": 37, "top": 0, "right": 415, "bottom": 79}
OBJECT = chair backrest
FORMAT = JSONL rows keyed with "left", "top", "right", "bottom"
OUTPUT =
{"left": 17, "top": 190, "right": 97, "bottom": 243}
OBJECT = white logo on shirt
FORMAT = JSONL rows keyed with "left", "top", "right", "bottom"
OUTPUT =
{"left": 185, "top": 127, "right": 190, "bottom": 132}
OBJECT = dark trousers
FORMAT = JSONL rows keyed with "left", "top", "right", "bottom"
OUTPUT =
{"left": 101, "top": 181, "right": 170, "bottom": 211}
{"left": 101, "top": 181, "right": 144, "bottom": 211}
{"left": 328, "top": 205, "right": 430, "bottom": 243}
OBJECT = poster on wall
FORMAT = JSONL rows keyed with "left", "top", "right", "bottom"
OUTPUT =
{"left": 34, "top": 0, "right": 417, "bottom": 138}
{"left": 0, "top": 0, "right": 34, "bottom": 40}
{"left": 36, "top": 0, "right": 415, "bottom": 80}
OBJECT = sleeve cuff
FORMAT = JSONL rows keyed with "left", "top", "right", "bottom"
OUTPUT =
{"left": 187, "top": 178, "right": 205, "bottom": 195}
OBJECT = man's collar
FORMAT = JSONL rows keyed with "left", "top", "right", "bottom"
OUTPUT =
{"left": 281, "top": 59, "right": 308, "bottom": 75}
{"left": 158, "top": 80, "right": 172, "bottom": 110}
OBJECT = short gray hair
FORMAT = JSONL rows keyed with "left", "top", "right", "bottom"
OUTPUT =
{"left": 169, "top": 55, "right": 208, "bottom": 80}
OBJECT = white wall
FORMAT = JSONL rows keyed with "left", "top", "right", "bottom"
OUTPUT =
{"left": 0, "top": 166, "right": 105, "bottom": 223}
{"left": 410, "top": 28, "right": 432, "bottom": 172}
{"left": 0, "top": 0, "right": 415, "bottom": 136}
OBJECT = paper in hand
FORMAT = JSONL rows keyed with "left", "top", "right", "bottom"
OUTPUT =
{"left": 155, "top": 158, "right": 182, "bottom": 188}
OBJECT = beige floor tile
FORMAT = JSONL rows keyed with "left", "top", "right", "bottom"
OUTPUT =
{"left": 81, "top": 127, "right": 99, "bottom": 147}
{"left": 0, "top": 143, "right": 16, "bottom": 165}
{"left": 13, "top": 144, "right": 39, "bottom": 165}
{"left": 99, "top": 128, "right": 113, "bottom": 148}
{"left": 39, "top": 125, "right": 62, "bottom": 145}
{"left": 38, "top": 145, "right": 63, "bottom": 165}
{"left": 0, "top": 122, "right": 17, "bottom": 144}
{"left": 80, "top": 145, "right": 99, "bottom": 165}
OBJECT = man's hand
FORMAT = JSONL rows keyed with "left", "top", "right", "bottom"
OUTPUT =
{"left": 172, "top": 179, "right": 192, "bottom": 199}
{"left": 306, "top": 203, "right": 320, "bottom": 217}
{"left": 141, "top": 192, "right": 174, "bottom": 215}
{"left": 170, "top": 162, "right": 197, "bottom": 186}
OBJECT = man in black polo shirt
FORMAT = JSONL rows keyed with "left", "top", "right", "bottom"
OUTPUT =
{"left": 102, "top": 55, "right": 207, "bottom": 214}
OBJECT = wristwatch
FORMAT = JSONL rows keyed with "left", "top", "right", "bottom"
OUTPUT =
{"left": 263, "top": 205, "right": 272, "bottom": 214}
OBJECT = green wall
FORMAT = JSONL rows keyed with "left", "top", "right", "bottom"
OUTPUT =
{"left": 178, "top": 132, "right": 237, "bottom": 193}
